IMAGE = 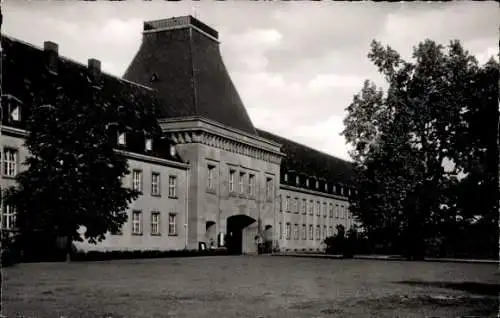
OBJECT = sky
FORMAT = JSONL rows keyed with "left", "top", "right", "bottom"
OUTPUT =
{"left": 2, "top": 1, "right": 498, "bottom": 161}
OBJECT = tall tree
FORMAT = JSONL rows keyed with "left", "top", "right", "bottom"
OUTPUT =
{"left": 343, "top": 39, "right": 499, "bottom": 259}
{"left": 5, "top": 64, "right": 160, "bottom": 261}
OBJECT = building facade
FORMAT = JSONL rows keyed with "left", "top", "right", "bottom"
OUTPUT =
{"left": 0, "top": 15, "right": 356, "bottom": 255}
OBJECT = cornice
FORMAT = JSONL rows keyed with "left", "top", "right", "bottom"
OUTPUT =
{"left": 280, "top": 184, "right": 349, "bottom": 202}
{"left": 160, "top": 117, "right": 285, "bottom": 164}
{"left": 115, "top": 150, "right": 189, "bottom": 170}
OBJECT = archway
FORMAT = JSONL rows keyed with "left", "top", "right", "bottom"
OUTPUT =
{"left": 226, "top": 215, "right": 256, "bottom": 255}
{"left": 205, "top": 221, "right": 217, "bottom": 249}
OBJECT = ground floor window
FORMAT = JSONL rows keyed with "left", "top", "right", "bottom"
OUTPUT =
{"left": 302, "top": 224, "right": 307, "bottom": 240}
{"left": 316, "top": 225, "right": 321, "bottom": 240}
{"left": 293, "top": 224, "right": 299, "bottom": 240}
{"left": 168, "top": 213, "right": 177, "bottom": 235}
{"left": 285, "top": 222, "right": 291, "bottom": 240}
{"left": 132, "top": 210, "right": 142, "bottom": 235}
{"left": 151, "top": 211, "right": 160, "bottom": 235}
{"left": 309, "top": 225, "right": 313, "bottom": 240}
{"left": 1, "top": 204, "right": 16, "bottom": 230}
{"left": 279, "top": 222, "right": 283, "bottom": 239}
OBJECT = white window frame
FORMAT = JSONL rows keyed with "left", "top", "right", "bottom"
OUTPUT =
{"left": 302, "top": 198, "right": 307, "bottom": 214}
{"left": 168, "top": 213, "right": 177, "bottom": 235}
{"left": 151, "top": 172, "right": 161, "bottom": 196}
{"left": 309, "top": 225, "right": 313, "bottom": 240}
{"left": 132, "top": 210, "right": 142, "bottom": 235}
{"left": 238, "top": 172, "right": 245, "bottom": 194}
{"left": 132, "top": 170, "right": 142, "bottom": 192}
{"left": 302, "top": 224, "right": 307, "bottom": 240}
{"left": 207, "top": 165, "right": 216, "bottom": 190}
{"left": 168, "top": 175, "right": 177, "bottom": 198}
{"left": 329, "top": 203, "right": 334, "bottom": 218}
{"left": 308, "top": 200, "right": 313, "bottom": 215}
{"left": 285, "top": 222, "right": 291, "bottom": 240}
{"left": 3, "top": 148, "right": 17, "bottom": 177}
{"left": 285, "top": 196, "right": 290, "bottom": 212}
{"left": 316, "top": 225, "right": 321, "bottom": 240}
{"left": 151, "top": 211, "right": 160, "bottom": 235}
{"left": 1, "top": 204, "right": 16, "bottom": 230}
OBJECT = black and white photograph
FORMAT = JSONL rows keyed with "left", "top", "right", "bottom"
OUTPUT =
{"left": 0, "top": 1, "right": 499, "bottom": 317}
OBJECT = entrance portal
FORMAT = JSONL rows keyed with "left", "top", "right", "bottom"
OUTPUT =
{"left": 226, "top": 215, "right": 256, "bottom": 255}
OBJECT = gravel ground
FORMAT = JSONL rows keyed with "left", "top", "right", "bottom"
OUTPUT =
{"left": 1, "top": 255, "right": 499, "bottom": 317}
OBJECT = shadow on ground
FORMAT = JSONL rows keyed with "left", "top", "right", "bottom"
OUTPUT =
{"left": 397, "top": 280, "right": 500, "bottom": 296}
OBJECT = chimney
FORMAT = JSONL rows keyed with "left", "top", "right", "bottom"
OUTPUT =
{"left": 44, "top": 41, "right": 59, "bottom": 74}
{"left": 88, "top": 58, "right": 101, "bottom": 82}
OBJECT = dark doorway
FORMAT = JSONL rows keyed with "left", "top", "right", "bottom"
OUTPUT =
{"left": 226, "top": 215, "right": 256, "bottom": 255}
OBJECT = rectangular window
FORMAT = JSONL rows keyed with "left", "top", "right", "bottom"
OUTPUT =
{"left": 151, "top": 172, "right": 161, "bottom": 196}
{"left": 168, "top": 213, "right": 177, "bottom": 235}
{"left": 293, "top": 224, "right": 299, "bottom": 240}
{"left": 132, "top": 170, "right": 142, "bottom": 192}
{"left": 1, "top": 204, "right": 16, "bottom": 230}
{"left": 285, "top": 196, "right": 290, "bottom": 212}
{"left": 329, "top": 203, "right": 334, "bottom": 218}
{"left": 308, "top": 200, "right": 313, "bottom": 215}
{"left": 336, "top": 204, "right": 340, "bottom": 218}
{"left": 3, "top": 148, "right": 17, "bottom": 177}
{"left": 294, "top": 198, "right": 299, "bottom": 214}
{"left": 279, "top": 222, "right": 283, "bottom": 239}
{"left": 302, "top": 199, "right": 307, "bottom": 214}
{"left": 248, "top": 174, "right": 255, "bottom": 196}
{"left": 239, "top": 172, "right": 245, "bottom": 193}
{"left": 328, "top": 226, "right": 333, "bottom": 237}
{"left": 285, "top": 223, "right": 291, "bottom": 240}
{"left": 266, "top": 177, "right": 273, "bottom": 200}
{"left": 132, "top": 210, "right": 142, "bottom": 235}
{"left": 229, "top": 169, "right": 236, "bottom": 192}
{"left": 309, "top": 225, "right": 313, "bottom": 240}
{"left": 302, "top": 224, "right": 307, "bottom": 240}
{"left": 168, "top": 175, "right": 177, "bottom": 198}
{"left": 279, "top": 195, "right": 283, "bottom": 212}
{"left": 207, "top": 165, "right": 216, "bottom": 190}
{"left": 341, "top": 205, "right": 345, "bottom": 219}
{"left": 316, "top": 201, "right": 320, "bottom": 216}
{"left": 151, "top": 211, "right": 160, "bottom": 235}
{"left": 316, "top": 225, "right": 321, "bottom": 240}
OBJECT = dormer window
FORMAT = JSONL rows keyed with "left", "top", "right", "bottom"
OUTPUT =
{"left": 295, "top": 176, "right": 299, "bottom": 186}
{"left": 340, "top": 187, "right": 345, "bottom": 196}
{"left": 315, "top": 180, "right": 319, "bottom": 189}
{"left": 11, "top": 105, "right": 20, "bottom": 121}
{"left": 169, "top": 145, "right": 176, "bottom": 157}
{"left": 118, "top": 132, "right": 126, "bottom": 146}
{"left": 348, "top": 188, "right": 352, "bottom": 196}
{"left": 284, "top": 173, "right": 288, "bottom": 183}
{"left": 306, "top": 179, "right": 310, "bottom": 187}
{"left": 324, "top": 183, "right": 328, "bottom": 192}
{"left": 333, "top": 185, "right": 337, "bottom": 193}
{"left": 145, "top": 138, "right": 153, "bottom": 151}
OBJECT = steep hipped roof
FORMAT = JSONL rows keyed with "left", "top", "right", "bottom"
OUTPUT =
{"left": 257, "top": 129, "right": 355, "bottom": 188}
{"left": 123, "top": 15, "right": 257, "bottom": 136}
{"left": 1, "top": 34, "right": 184, "bottom": 163}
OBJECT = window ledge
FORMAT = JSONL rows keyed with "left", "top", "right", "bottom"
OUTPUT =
{"left": 168, "top": 195, "right": 178, "bottom": 199}
{"left": 151, "top": 194, "right": 162, "bottom": 198}
{"left": 168, "top": 233, "right": 178, "bottom": 237}
{"left": 132, "top": 232, "right": 143, "bottom": 236}
{"left": 2, "top": 175, "right": 17, "bottom": 180}
{"left": 151, "top": 233, "right": 161, "bottom": 236}
{"left": 206, "top": 188, "right": 217, "bottom": 195}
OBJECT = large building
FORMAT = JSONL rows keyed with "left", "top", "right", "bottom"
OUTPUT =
{"left": 0, "top": 16, "right": 356, "bottom": 255}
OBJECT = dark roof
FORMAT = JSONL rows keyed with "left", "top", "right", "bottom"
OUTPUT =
{"left": 256, "top": 129, "right": 355, "bottom": 189}
{"left": 123, "top": 15, "right": 257, "bottom": 136}
{"left": 1, "top": 34, "right": 184, "bottom": 163}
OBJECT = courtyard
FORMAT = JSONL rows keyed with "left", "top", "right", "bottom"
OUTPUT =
{"left": 1, "top": 255, "right": 499, "bottom": 317}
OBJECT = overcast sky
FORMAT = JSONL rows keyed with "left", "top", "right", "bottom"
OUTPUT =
{"left": 2, "top": 1, "right": 498, "bottom": 161}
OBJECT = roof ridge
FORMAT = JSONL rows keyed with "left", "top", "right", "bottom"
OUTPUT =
{"left": 2, "top": 33, "right": 153, "bottom": 92}
{"left": 256, "top": 128, "right": 352, "bottom": 164}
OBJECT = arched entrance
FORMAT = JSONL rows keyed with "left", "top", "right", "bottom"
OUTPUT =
{"left": 205, "top": 221, "right": 216, "bottom": 249}
{"left": 226, "top": 215, "right": 256, "bottom": 255}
